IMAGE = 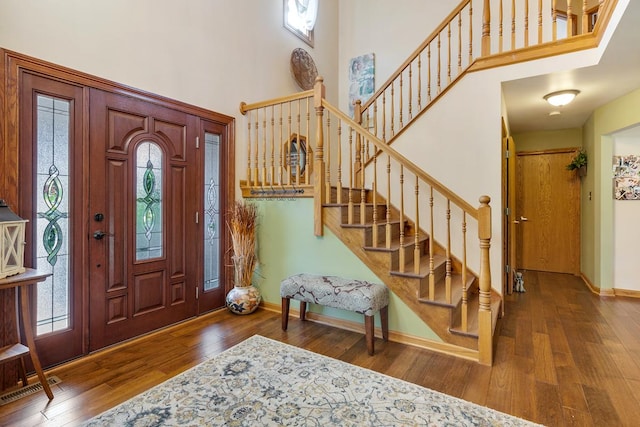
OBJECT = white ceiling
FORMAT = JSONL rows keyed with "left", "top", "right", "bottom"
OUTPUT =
{"left": 502, "top": 0, "right": 640, "bottom": 134}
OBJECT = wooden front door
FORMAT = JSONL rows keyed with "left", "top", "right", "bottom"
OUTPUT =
{"left": 4, "top": 50, "right": 232, "bottom": 372}
{"left": 516, "top": 149, "right": 581, "bottom": 274}
{"left": 88, "top": 89, "right": 199, "bottom": 350}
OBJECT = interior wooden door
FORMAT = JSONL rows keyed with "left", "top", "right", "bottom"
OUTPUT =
{"left": 516, "top": 150, "right": 581, "bottom": 274}
{"left": 502, "top": 135, "right": 517, "bottom": 293}
{"left": 88, "top": 89, "right": 199, "bottom": 350}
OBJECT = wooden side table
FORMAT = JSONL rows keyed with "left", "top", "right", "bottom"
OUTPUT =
{"left": 0, "top": 268, "right": 53, "bottom": 399}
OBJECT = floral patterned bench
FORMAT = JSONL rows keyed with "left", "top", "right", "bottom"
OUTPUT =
{"left": 280, "top": 273, "right": 389, "bottom": 355}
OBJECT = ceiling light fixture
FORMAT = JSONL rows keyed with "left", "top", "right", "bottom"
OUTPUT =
{"left": 544, "top": 90, "right": 580, "bottom": 107}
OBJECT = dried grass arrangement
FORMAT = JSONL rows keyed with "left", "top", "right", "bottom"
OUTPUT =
{"left": 228, "top": 201, "right": 258, "bottom": 288}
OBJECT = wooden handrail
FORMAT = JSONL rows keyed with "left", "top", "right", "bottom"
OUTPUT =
{"left": 321, "top": 100, "right": 478, "bottom": 218}
{"left": 360, "top": 0, "right": 472, "bottom": 113}
{"left": 240, "top": 90, "right": 314, "bottom": 115}
{"left": 358, "top": 0, "right": 617, "bottom": 150}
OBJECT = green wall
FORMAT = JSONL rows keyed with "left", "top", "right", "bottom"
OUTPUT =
{"left": 252, "top": 199, "right": 440, "bottom": 341}
{"left": 583, "top": 87, "right": 640, "bottom": 290}
{"left": 513, "top": 128, "right": 582, "bottom": 152}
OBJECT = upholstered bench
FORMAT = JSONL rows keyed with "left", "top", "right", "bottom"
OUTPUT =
{"left": 280, "top": 274, "right": 389, "bottom": 355}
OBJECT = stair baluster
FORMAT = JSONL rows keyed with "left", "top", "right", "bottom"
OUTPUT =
{"left": 429, "top": 186, "right": 435, "bottom": 301}
{"left": 462, "top": 212, "right": 468, "bottom": 332}
{"left": 398, "top": 165, "right": 405, "bottom": 274}
{"left": 414, "top": 176, "right": 421, "bottom": 275}
{"left": 372, "top": 153, "right": 379, "bottom": 249}
{"left": 445, "top": 199, "right": 452, "bottom": 304}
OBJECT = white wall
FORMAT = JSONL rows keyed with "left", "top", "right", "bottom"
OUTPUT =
{"left": 337, "top": 0, "right": 618, "bottom": 292}
{"left": 612, "top": 130, "right": 640, "bottom": 292}
{"left": 0, "top": 0, "right": 339, "bottom": 115}
{"left": 0, "top": 0, "right": 339, "bottom": 192}
{"left": 337, "top": 0, "right": 454, "bottom": 114}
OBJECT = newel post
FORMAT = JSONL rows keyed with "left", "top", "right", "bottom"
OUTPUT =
{"left": 477, "top": 195, "right": 493, "bottom": 365}
{"left": 481, "top": 0, "right": 491, "bottom": 56}
{"left": 313, "top": 77, "right": 326, "bottom": 237}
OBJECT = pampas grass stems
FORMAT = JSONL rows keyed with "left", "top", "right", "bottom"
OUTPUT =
{"left": 228, "top": 201, "right": 258, "bottom": 287}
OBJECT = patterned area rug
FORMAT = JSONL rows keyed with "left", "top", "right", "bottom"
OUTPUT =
{"left": 82, "top": 335, "right": 540, "bottom": 426}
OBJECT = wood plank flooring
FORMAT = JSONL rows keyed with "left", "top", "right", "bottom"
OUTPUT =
{"left": 1, "top": 271, "right": 638, "bottom": 426}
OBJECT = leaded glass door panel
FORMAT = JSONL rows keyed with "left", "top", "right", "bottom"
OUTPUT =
{"left": 88, "top": 89, "right": 198, "bottom": 351}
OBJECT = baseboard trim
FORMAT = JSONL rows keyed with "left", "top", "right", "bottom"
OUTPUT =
{"left": 261, "top": 301, "right": 479, "bottom": 362}
{"left": 580, "top": 273, "right": 616, "bottom": 297}
{"left": 613, "top": 288, "right": 640, "bottom": 298}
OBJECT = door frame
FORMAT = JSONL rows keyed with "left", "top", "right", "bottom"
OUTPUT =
{"left": 0, "top": 48, "right": 234, "bottom": 372}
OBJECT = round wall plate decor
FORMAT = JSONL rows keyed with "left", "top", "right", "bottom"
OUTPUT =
{"left": 290, "top": 48, "right": 318, "bottom": 90}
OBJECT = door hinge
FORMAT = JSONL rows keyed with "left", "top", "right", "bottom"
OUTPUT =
{"left": 195, "top": 211, "right": 199, "bottom": 224}
{"left": 504, "top": 207, "right": 510, "bottom": 216}
{"left": 196, "top": 286, "right": 199, "bottom": 299}
{"left": 505, "top": 264, "right": 510, "bottom": 273}
{"left": 505, "top": 150, "right": 510, "bottom": 159}
{"left": 196, "top": 136, "right": 200, "bottom": 149}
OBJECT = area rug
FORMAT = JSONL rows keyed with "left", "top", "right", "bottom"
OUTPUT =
{"left": 82, "top": 335, "right": 540, "bottom": 426}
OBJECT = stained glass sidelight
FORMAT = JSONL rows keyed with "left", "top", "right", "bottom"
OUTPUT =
{"left": 35, "top": 95, "right": 70, "bottom": 335}
{"left": 203, "top": 133, "right": 220, "bottom": 291}
{"left": 136, "top": 142, "right": 163, "bottom": 260}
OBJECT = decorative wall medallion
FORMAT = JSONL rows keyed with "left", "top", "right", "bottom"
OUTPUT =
{"left": 290, "top": 48, "right": 318, "bottom": 90}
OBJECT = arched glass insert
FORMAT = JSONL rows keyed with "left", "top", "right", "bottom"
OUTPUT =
{"left": 203, "top": 132, "right": 220, "bottom": 291}
{"left": 36, "top": 94, "right": 70, "bottom": 335}
{"left": 135, "top": 141, "right": 163, "bottom": 260}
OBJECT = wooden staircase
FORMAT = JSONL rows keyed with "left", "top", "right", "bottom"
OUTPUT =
{"left": 237, "top": 1, "right": 619, "bottom": 364}
{"left": 323, "top": 187, "right": 501, "bottom": 353}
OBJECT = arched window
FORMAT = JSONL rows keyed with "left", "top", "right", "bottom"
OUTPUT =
{"left": 135, "top": 141, "right": 163, "bottom": 261}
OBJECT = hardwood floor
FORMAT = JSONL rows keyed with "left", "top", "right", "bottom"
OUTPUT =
{"left": 1, "top": 271, "right": 639, "bottom": 426}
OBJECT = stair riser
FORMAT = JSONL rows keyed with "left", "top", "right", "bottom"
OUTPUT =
{"left": 340, "top": 204, "right": 387, "bottom": 225}
{"left": 330, "top": 187, "right": 369, "bottom": 204}
{"left": 389, "top": 239, "right": 428, "bottom": 271}
{"left": 363, "top": 222, "right": 402, "bottom": 247}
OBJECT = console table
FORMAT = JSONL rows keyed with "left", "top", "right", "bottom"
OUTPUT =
{"left": 0, "top": 269, "right": 53, "bottom": 399}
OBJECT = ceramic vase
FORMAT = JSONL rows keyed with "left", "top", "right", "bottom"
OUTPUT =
{"left": 226, "top": 285, "right": 261, "bottom": 315}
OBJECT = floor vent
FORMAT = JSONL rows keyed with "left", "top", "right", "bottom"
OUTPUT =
{"left": 0, "top": 376, "right": 62, "bottom": 405}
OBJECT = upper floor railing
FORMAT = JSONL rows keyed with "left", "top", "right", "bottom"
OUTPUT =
{"left": 358, "top": 0, "right": 616, "bottom": 145}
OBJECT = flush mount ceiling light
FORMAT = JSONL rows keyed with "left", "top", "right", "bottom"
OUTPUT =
{"left": 544, "top": 90, "right": 580, "bottom": 107}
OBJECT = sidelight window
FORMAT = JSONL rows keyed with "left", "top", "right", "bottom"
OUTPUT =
{"left": 35, "top": 95, "right": 71, "bottom": 335}
{"left": 203, "top": 132, "right": 221, "bottom": 291}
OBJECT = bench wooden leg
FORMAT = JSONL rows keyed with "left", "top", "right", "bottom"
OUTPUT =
{"left": 364, "top": 314, "right": 374, "bottom": 355}
{"left": 380, "top": 306, "right": 389, "bottom": 341}
{"left": 281, "top": 298, "right": 290, "bottom": 331}
{"left": 299, "top": 301, "right": 307, "bottom": 321}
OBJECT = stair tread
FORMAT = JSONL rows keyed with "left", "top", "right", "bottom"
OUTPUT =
{"left": 363, "top": 233, "right": 429, "bottom": 252}
{"left": 417, "top": 273, "right": 472, "bottom": 308}
{"left": 390, "top": 253, "right": 447, "bottom": 278}
{"left": 340, "top": 219, "right": 403, "bottom": 229}
{"left": 449, "top": 292, "right": 501, "bottom": 338}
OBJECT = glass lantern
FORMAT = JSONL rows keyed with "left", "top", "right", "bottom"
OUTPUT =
{"left": 0, "top": 199, "right": 28, "bottom": 279}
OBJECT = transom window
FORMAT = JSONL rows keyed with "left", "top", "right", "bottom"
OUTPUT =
{"left": 284, "top": 0, "right": 318, "bottom": 47}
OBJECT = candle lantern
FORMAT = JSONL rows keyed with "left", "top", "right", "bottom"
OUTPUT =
{"left": 0, "top": 199, "right": 27, "bottom": 279}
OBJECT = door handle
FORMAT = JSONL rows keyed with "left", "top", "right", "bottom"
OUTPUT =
{"left": 513, "top": 220, "right": 520, "bottom": 224}
{"left": 520, "top": 216, "right": 529, "bottom": 222}
{"left": 93, "top": 230, "right": 111, "bottom": 240}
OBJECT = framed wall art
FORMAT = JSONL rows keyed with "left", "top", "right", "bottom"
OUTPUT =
{"left": 613, "top": 154, "right": 640, "bottom": 200}
{"left": 348, "top": 53, "right": 375, "bottom": 118}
